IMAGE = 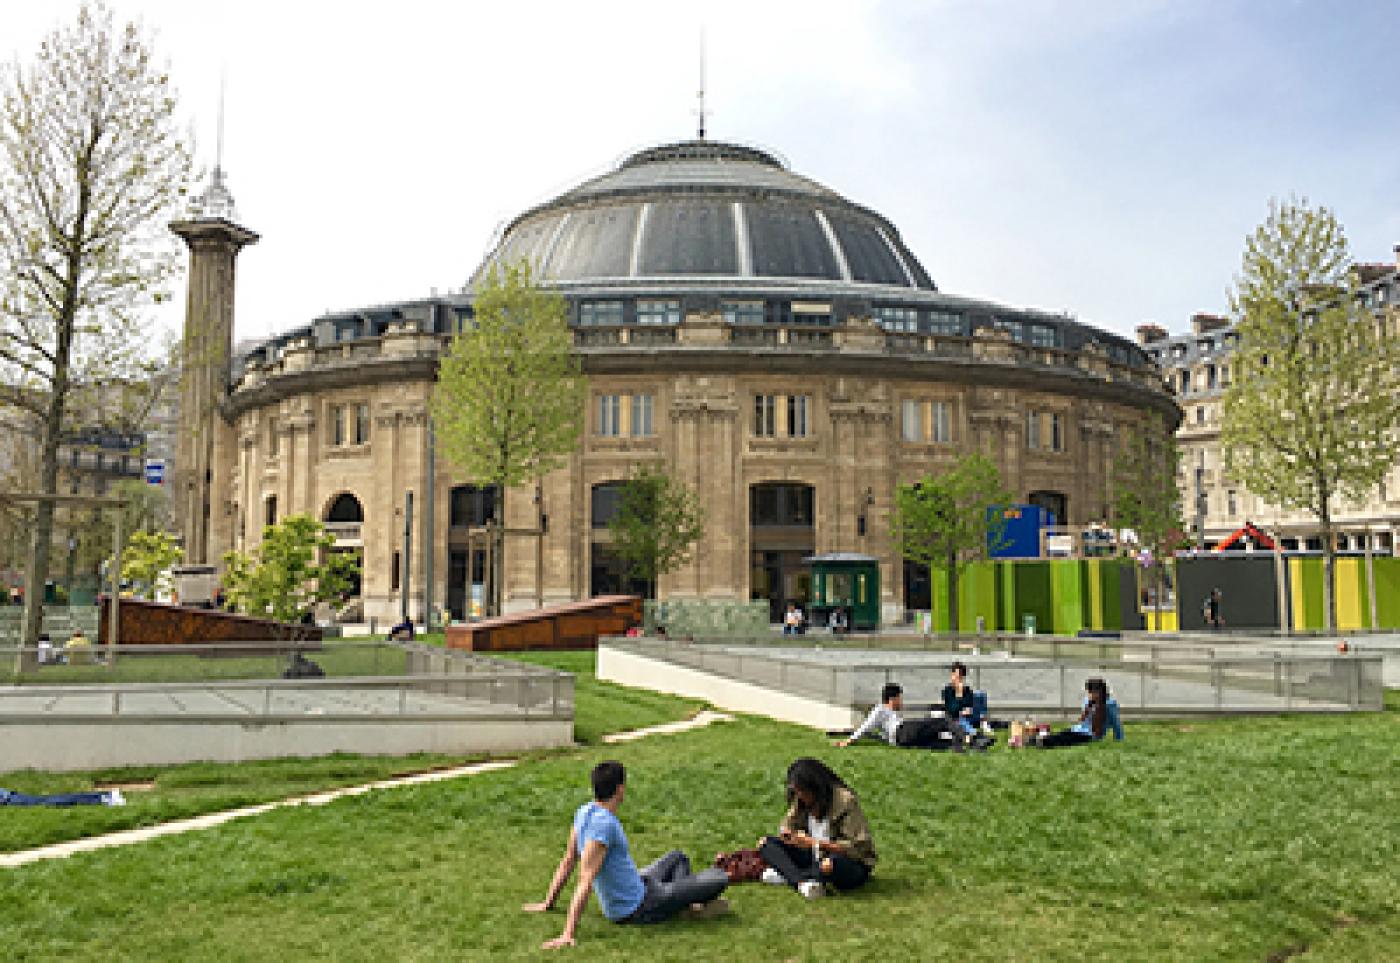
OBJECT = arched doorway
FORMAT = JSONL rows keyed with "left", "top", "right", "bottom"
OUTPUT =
{"left": 321, "top": 492, "right": 364, "bottom": 600}
{"left": 750, "top": 482, "right": 815, "bottom": 623}
{"left": 589, "top": 481, "right": 647, "bottom": 597}
{"left": 447, "top": 484, "right": 499, "bottom": 621}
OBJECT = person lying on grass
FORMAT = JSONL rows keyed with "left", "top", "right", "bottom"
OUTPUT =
{"left": 757, "top": 757, "right": 877, "bottom": 900}
{"left": 524, "top": 760, "right": 730, "bottom": 949}
{"left": 835, "top": 682, "right": 953, "bottom": 749}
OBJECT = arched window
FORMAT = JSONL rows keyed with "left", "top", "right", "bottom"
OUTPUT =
{"left": 325, "top": 493, "right": 364, "bottom": 523}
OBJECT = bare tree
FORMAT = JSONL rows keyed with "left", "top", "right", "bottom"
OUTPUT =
{"left": 0, "top": 2, "right": 190, "bottom": 648}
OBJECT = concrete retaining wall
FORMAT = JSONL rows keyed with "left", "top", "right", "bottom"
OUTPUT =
{"left": 0, "top": 718, "right": 572, "bottom": 772}
{"left": 598, "top": 644, "right": 859, "bottom": 732}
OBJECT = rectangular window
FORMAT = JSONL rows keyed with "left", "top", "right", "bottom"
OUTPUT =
{"left": 391, "top": 551, "right": 400, "bottom": 592}
{"left": 331, "top": 405, "right": 345, "bottom": 447}
{"left": 1050, "top": 413, "right": 1063, "bottom": 452}
{"left": 1196, "top": 406, "right": 1205, "bottom": 425}
{"left": 754, "top": 394, "right": 777, "bottom": 436}
{"left": 931, "top": 401, "right": 951, "bottom": 443}
{"left": 875, "top": 306, "right": 920, "bottom": 334}
{"left": 901, "top": 399, "right": 921, "bottom": 442}
{"left": 723, "top": 301, "right": 765, "bottom": 326}
{"left": 1027, "top": 323, "right": 1059, "bottom": 348}
{"left": 1027, "top": 411, "right": 1041, "bottom": 450}
{"left": 926, "top": 311, "right": 965, "bottom": 336}
{"left": 903, "top": 400, "right": 951, "bottom": 442}
{"left": 1227, "top": 489, "right": 1237, "bottom": 516}
{"left": 1179, "top": 371, "right": 1190, "bottom": 394}
{"left": 636, "top": 300, "right": 680, "bottom": 325}
{"left": 630, "top": 394, "right": 653, "bottom": 437}
{"left": 787, "top": 395, "right": 809, "bottom": 438}
{"left": 994, "top": 318, "right": 1024, "bottom": 342}
{"left": 597, "top": 394, "right": 621, "bottom": 437}
{"left": 579, "top": 300, "right": 624, "bottom": 326}
{"left": 355, "top": 403, "right": 370, "bottom": 445}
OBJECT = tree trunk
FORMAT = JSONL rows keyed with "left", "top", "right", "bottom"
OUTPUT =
{"left": 1319, "top": 485, "right": 1335, "bottom": 633}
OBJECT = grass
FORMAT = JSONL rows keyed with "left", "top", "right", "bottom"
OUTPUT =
{"left": 0, "top": 656, "right": 1396, "bottom": 959}
{"left": 0, "top": 651, "right": 698, "bottom": 854}
{"left": 2, "top": 641, "right": 408, "bottom": 685}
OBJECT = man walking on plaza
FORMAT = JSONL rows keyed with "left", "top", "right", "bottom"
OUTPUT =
{"left": 524, "top": 760, "right": 730, "bottom": 949}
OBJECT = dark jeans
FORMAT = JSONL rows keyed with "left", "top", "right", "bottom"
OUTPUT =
{"left": 758, "top": 836, "right": 871, "bottom": 892}
{"left": 0, "top": 788, "right": 109, "bottom": 807}
{"left": 895, "top": 718, "right": 955, "bottom": 749}
{"left": 1039, "top": 728, "right": 1096, "bottom": 749}
{"left": 627, "top": 850, "right": 729, "bottom": 924}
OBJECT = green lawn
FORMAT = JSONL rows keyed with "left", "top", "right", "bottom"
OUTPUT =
{"left": 0, "top": 658, "right": 1396, "bottom": 960}
{"left": 3, "top": 640, "right": 408, "bottom": 685}
{"left": 0, "top": 651, "right": 697, "bottom": 854}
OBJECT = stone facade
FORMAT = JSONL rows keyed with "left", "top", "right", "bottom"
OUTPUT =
{"left": 183, "top": 139, "right": 1179, "bottom": 625}
{"left": 215, "top": 315, "right": 1172, "bottom": 625}
{"left": 1141, "top": 252, "right": 1400, "bottom": 554}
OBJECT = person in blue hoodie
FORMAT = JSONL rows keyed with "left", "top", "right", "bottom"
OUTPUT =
{"left": 1039, "top": 678, "right": 1120, "bottom": 748}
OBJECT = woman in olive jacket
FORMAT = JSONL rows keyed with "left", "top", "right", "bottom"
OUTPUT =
{"left": 757, "top": 757, "right": 877, "bottom": 899}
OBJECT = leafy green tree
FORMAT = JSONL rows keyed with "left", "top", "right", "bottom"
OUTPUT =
{"left": 1113, "top": 415, "right": 1186, "bottom": 621}
{"left": 608, "top": 463, "right": 706, "bottom": 599}
{"left": 892, "top": 453, "right": 1011, "bottom": 632}
{"left": 0, "top": 2, "right": 190, "bottom": 648}
{"left": 430, "top": 259, "right": 587, "bottom": 613}
{"left": 1221, "top": 198, "right": 1400, "bottom": 630}
{"left": 119, "top": 530, "right": 182, "bottom": 600}
{"left": 221, "top": 515, "right": 358, "bottom": 626}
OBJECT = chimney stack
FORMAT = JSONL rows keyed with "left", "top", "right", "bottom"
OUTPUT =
{"left": 1135, "top": 323, "right": 1168, "bottom": 345}
{"left": 1191, "top": 313, "right": 1230, "bottom": 336}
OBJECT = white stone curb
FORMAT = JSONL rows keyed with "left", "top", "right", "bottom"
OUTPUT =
{"left": 2, "top": 709, "right": 733, "bottom": 868}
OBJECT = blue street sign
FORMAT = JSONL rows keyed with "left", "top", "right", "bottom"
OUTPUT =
{"left": 144, "top": 459, "right": 165, "bottom": 485}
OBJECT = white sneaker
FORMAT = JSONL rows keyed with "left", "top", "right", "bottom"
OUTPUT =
{"left": 104, "top": 789, "right": 126, "bottom": 807}
{"left": 798, "top": 880, "right": 825, "bottom": 900}
{"left": 760, "top": 867, "right": 785, "bottom": 886}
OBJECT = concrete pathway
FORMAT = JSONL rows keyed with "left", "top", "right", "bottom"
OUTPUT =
{"left": 1, "top": 708, "right": 734, "bottom": 869}
{"left": 602, "top": 709, "right": 733, "bottom": 743}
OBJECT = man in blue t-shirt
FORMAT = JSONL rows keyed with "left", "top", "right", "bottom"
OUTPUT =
{"left": 524, "top": 760, "right": 730, "bottom": 949}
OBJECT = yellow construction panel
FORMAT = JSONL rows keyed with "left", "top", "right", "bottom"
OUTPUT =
{"left": 1289, "top": 558, "right": 1307, "bottom": 628}
{"left": 1335, "top": 558, "right": 1363, "bottom": 630}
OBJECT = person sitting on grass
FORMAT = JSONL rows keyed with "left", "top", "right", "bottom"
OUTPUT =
{"left": 1039, "top": 677, "right": 1119, "bottom": 748}
{"left": 524, "top": 760, "right": 730, "bottom": 950}
{"left": 757, "top": 757, "right": 876, "bottom": 899}
{"left": 387, "top": 617, "right": 414, "bottom": 642}
{"left": 835, "top": 682, "right": 951, "bottom": 750}
{"left": 942, "top": 662, "right": 978, "bottom": 739}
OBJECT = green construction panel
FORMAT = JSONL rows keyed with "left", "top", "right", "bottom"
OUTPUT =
{"left": 930, "top": 567, "right": 951, "bottom": 632}
{"left": 1013, "top": 561, "right": 1054, "bottom": 635}
{"left": 998, "top": 562, "right": 1017, "bottom": 632}
{"left": 1050, "top": 560, "right": 1086, "bottom": 634}
{"left": 1098, "top": 561, "right": 1125, "bottom": 631}
{"left": 1373, "top": 557, "right": 1400, "bottom": 629}
{"left": 957, "top": 561, "right": 998, "bottom": 632}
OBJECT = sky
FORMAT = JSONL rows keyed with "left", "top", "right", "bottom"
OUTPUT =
{"left": 6, "top": 0, "right": 1399, "bottom": 346}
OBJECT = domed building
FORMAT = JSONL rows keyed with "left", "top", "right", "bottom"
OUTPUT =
{"left": 175, "top": 139, "right": 1178, "bottom": 625}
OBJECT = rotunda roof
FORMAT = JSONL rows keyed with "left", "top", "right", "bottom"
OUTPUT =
{"left": 475, "top": 139, "right": 936, "bottom": 292}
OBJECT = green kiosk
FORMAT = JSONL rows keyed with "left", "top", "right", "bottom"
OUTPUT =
{"left": 805, "top": 553, "right": 881, "bottom": 631}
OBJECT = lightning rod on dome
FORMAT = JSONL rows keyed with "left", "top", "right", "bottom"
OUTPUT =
{"left": 696, "top": 29, "right": 707, "bottom": 140}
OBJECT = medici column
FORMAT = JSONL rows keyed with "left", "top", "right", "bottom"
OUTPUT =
{"left": 169, "top": 168, "right": 259, "bottom": 564}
